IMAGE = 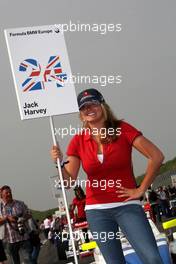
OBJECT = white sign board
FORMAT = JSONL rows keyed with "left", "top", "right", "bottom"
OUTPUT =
{"left": 4, "top": 25, "right": 79, "bottom": 120}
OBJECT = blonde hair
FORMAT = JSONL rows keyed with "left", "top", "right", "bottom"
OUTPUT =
{"left": 79, "top": 102, "right": 122, "bottom": 143}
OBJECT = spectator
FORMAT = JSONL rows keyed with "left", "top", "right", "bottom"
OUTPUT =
{"left": 39, "top": 221, "right": 44, "bottom": 231}
{"left": 43, "top": 216, "right": 52, "bottom": 240}
{"left": 148, "top": 187, "right": 161, "bottom": 222}
{"left": 168, "top": 185, "right": 173, "bottom": 195}
{"left": 158, "top": 186, "right": 171, "bottom": 218}
{"left": 0, "top": 185, "right": 32, "bottom": 264}
{"left": 71, "top": 186, "right": 86, "bottom": 222}
{"left": 28, "top": 217, "right": 41, "bottom": 264}
{"left": 48, "top": 216, "right": 57, "bottom": 244}
{"left": 54, "top": 217, "right": 68, "bottom": 260}
{"left": 168, "top": 185, "right": 176, "bottom": 200}
{"left": 163, "top": 186, "right": 170, "bottom": 200}
{"left": 71, "top": 186, "right": 89, "bottom": 242}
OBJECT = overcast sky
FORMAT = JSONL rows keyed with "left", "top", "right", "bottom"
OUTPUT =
{"left": 0, "top": 0, "right": 175, "bottom": 210}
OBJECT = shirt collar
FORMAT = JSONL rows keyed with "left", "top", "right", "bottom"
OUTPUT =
{"left": 2, "top": 199, "right": 14, "bottom": 207}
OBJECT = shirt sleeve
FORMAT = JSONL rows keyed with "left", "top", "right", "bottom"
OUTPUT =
{"left": 122, "top": 121, "right": 143, "bottom": 145}
{"left": 66, "top": 135, "right": 80, "bottom": 158}
{"left": 21, "top": 202, "right": 31, "bottom": 218}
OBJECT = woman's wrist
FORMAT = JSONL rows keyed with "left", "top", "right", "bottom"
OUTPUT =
{"left": 55, "top": 160, "right": 69, "bottom": 169}
{"left": 137, "top": 186, "right": 146, "bottom": 195}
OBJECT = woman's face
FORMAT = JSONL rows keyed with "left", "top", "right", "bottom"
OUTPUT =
{"left": 80, "top": 102, "right": 104, "bottom": 123}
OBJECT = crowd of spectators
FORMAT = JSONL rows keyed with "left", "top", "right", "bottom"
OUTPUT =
{"left": 1, "top": 184, "right": 176, "bottom": 263}
{"left": 146, "top": 185, "right": 176, "bottom": 223}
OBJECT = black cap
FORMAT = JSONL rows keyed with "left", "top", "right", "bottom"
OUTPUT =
{"left": 77, "top": 88, "right": 105, "bottom": 110}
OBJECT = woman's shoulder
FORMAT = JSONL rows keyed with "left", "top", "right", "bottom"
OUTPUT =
{"left": 120, "top": 120, "right": 141, "bottom": 132}
{"left": 119, "top": 120, "right": 143, "bottom": 144}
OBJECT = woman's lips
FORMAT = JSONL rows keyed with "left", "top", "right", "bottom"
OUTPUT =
{"left": 87, "top": 112, "right": 96, "bottom": 116}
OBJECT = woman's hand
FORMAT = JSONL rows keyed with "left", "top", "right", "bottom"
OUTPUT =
{"left": 116, "top": 187, "right": 145, "bottom": 202}
{"left": 50, "top": 145, "right": 63, "bottom": 163}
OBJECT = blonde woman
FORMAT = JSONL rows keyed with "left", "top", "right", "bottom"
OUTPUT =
{"left": 51, "top": 88, "right": 166, "bottom": 264}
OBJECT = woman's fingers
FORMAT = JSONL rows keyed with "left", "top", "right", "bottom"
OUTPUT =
{"left": 116, "top": 187, "right": 129, "bottom": 195}
{"left": 118, "top": 194, "right": 130, "bottom": 198}
{"left": 116, "top": 187, "right": 141, "bottom": 199}
{"left": 116, "top": 188, "right": 130, "bottom": 198}
{"left": 50, "top": 145, "right": 63, "bottom": 162}
{"left": 117, "top": 188, "right": 143, "bottom": 201}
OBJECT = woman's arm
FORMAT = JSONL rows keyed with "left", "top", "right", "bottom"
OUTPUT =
{"left": 70, "top": 203, "right": 76, "bottom": 213}
{"left": 117, "top": 135, "right": 164, "bottom": 201}
{"left": 133, "top": 135, "right": 164, "bottom": 192}
{"left": 64, "top": 156, "right": 81, "bottom": 181}
{"left": 51, "top": 146, "right": 80, "bottom": 183}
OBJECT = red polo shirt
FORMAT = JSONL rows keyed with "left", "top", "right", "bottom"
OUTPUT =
{"left": 66, "top": 121, "right": 142, "bottom": 205}
{"left": 72, "top": 197, "right": 86, "bottom": 219}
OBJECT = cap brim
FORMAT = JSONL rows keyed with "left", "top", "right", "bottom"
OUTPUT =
{"left": 79, "top": 99, "right": 100, "bottom": 110}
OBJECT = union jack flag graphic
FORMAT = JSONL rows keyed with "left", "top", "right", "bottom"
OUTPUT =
{"left": 19, "top": 56, "right": 67, "bottom": 92}
{"left": 44, "top": 55, "right": 67, "bottom": 87}
{"left": 19, "top": 58, "right": 43, "bottom": 92}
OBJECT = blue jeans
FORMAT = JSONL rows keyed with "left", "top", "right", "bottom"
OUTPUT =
{"left": 31, "top": 245, "right": 40, "bottom": 264}
{"left": 86, "top": 204, "right": 166, "bottom": 264}
{"left": 6, "top": 240, "right": 33, "bottom": 264}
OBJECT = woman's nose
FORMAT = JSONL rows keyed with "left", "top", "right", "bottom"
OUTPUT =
{"left": 85, "top": 104, "right": 92, "bottom": 110}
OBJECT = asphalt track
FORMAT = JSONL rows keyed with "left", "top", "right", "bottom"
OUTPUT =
{"left": 5, "top": 240, "right": 95, "bottom": 264}
{"left": 38, "top": 241, "right": 95, "bottom": 264}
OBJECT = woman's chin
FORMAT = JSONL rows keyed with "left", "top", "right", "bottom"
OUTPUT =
{"left": 87, "top": 117, "right": 98, "bottom": 123}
